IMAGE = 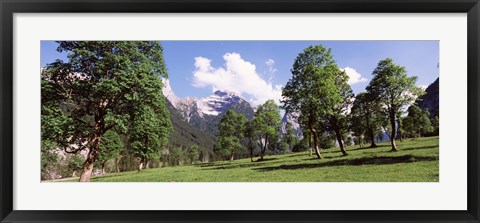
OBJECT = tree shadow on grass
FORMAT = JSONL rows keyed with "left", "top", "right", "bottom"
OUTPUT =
{"left": 303, "top": 154, "right": 346, "bottom": 161}
{"left": 399, "top": 145, "right": 438, "bottom": 152}
{"left": 206, "top": 158, "right": 284, "bottom": 170}
{"left": 256, "top": 157, "right": 278, "bottom": 162}
{"left": 283, "top": 152, "right": 310, "bottom": 158}
{"left": 196, "top": 157, "right": 280, "bottom": 170}
{"left": 317, "top": 144, "right": 391, "bottom": 155}
{"left": 360, "top": 145, "right": 439, "bottom": 156}
{"left": 253, "top": 155, "right": 438, "bottom": 172}
{"left": 196, "top": 163, "right": 232, "bottom": 168}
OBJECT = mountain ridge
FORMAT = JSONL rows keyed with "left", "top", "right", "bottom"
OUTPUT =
{"left": 162, "top": 78, "right": 255, "bottom": 136}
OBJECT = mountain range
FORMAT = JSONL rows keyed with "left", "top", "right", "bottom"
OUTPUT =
{"left": 162, "top": 77, "right": 439, "bottom": 151}
{"left": 162, "top": 79, "right": 255, "bottom": 137}
{"left": 162, "top": 78, "right": 303, "bottom": 151}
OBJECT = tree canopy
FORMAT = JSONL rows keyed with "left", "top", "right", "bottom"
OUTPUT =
{"left": 402, "top": 105, "right": 434, "bottom": 138}
{"left": 282, "top": 45, "right": 343, "bottom": 159}
{"left": 350, "top": 92, "right": 384, "bottom": 148}
{"left": 130, "top": 104, "right": 172, "bottom": 171}
{"left": 366, "top": 58, "right": 423, "bottom": 151}
{"left": 97, "top": 130, "right": 124, "bottom": 173}
{"left": 215, "top": 110, "right": 247, "bottom": 161}
{"left": 41, "top": 41, "right": 170, "bottom": 181}
{"left": 252, "top": 99, "right": 281, "bottom": 161}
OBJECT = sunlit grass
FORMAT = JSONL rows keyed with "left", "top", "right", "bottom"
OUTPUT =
{"left": 56, "top": 136, "right": 439, "bottom": 182}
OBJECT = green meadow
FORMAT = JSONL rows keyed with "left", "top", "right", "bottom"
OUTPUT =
{"left": 55, "top": 136, "right": 438, "bottom": 182}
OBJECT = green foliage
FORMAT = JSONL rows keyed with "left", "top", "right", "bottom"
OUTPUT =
{"left": 41, "top": 140, "right": 60, "bottom": 180}
{"left": 430, "top": 116, "right": 439, "bottom": 136}
{"left": 282, "top": 45, "right": 344, "bottom": 158}
{"left": 41, "top": 41, "right": 170, "bottom": 181}
{"left": 98, "top": 131, "right": 123, "bottom": 159}
{"left": 318, "top": 133, "right": 336, "bottom": 149}
{"left": 188, "top": 144, "right": 200, "bottom": 164}
{"left": 251, "top": 100, "right": 281, "bottom": 159}
{"left": 367, "top": 58, "right": 423, "bottom": 109}
{"left": 41, "top": 106, "right": 75, "bottom": 150}
{"left": 277, "top": 141, "right": 289, "bottom": 154}
{"left": 244, "top": 120, "right": 259, "bottom": 159}
{"left": 215, "top": 110, "right": 247, "bottom": 160}
{"left": 117, "top": 151, "right": 139, "bottom": 172}
{"left": 402, "top": 105, "right": 434, "bottom": 138}
{"left": 282, "top": 122, "right": 298, "bottom": 152}
{"left": 97, "top": 130, "right": 124, "bottom": 169}
{"left": 169, "top": 147, "right": 186, "bottom": 166}
{"left": 366, "top": 58, "right": 423, "bottom": 151}
{"left": 129, "top": 104, "right": 172, "bottom": 161}
{"left": 282, "top": 45, "right": 341, "bottom": 122}
{"left": 215, "top": 136, "right": 243, "bottom": 158}
{"left": 326, "top": 65, "right": 354, "bottom": 154}
{"left": 292, "top": 137, "right": 309, "bottom": 152}
{"left": 218, "top": 110, "right": 247, "bottom": 139}
{"left": 350, "top": 92, "right": 385, "bottom": 147}
{"left": 65, "top": 155, "right": 85, "bottom": 177}
{"left": 166, "top": 101, "right": 216, "bottom": 155}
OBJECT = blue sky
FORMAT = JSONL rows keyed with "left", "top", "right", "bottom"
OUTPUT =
{"left": 41, "top": 41, "right": 439, "bottom": 106}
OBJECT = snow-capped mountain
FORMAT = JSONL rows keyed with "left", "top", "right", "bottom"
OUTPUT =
{"left": 162, "top": 78, "right": 254, "bottom": 135}
{"left": 196, "top": 90, "right": 245, "bottom": 117}
{"left": 162, "top": 78, "right": 200, "bottom": 122}
{"left": 280, "top": 112, "right": 303, "bottom": 139}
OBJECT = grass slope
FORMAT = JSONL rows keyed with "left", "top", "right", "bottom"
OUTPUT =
{"left": 62, "top": 136, "right": 439, "bottom": 182}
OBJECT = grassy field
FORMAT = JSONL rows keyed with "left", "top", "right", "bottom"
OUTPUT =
{"left": 56, "top": 136, "right": 439, "bottom": 182}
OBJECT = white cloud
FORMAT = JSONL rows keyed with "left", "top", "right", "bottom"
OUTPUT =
{"left": 265, "top": 58, "right": 275, "bottom": 67}
{"left": 265, "top": 59, "right": 277, "bottom": 74}
{"left": 192, "top": 53, "right": 283, "bottom": 107}
{"left": 341, "top": 67, "right": 368, "bottom": 85}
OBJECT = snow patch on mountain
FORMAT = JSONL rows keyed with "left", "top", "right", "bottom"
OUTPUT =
{"left": 162, "top": 78, "right": 252, "bottom": 120}
{"left": 196, "top": 91, "right": 242, "bottom": 116}
{"left": 162, "top": 78, "right": 181, "bottom": 107}
{"left": 162, "top": 78, "right": 201, "bottom": 121}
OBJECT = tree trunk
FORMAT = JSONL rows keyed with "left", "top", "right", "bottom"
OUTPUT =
{"left": 80, "top": 103, "right": 107, "bottom": 182}
{"left": 398, "top": 119, "right": 403, "bottom": 142}
{"left": 230, "top": 153, "right": 234, "bottom": 161}
{"left": 79, "top": 134, "right": 101, "bottom": 182}
{"left": 79, "top": 156, "right": 95, "bottom": 182}
{"left": 369, "top": 128, "right": 377, "bottom": 148}
{"left": 259, "top": 135, "right": 268, "bottom": 161}
{"left": 334, "top": 128, "right": 348, "bottom": 156}
{"left": 115, "top": 157, "right": 120, "bottom": 173}
{"left": 101, "top": 161, "right": 106, "bottom": 175}
{"left": 137, "top": 158, "right": 145, "bottom": 172}
{"left": 308, "top": 134, "right": 313, "bottom": 156}
{"left": 250, "top": 147, "right": 254, "bottom": 162}
{"left": 389, "top": 111, "right": 398, "bottom": 152}
{"left": 310, "top": 128, "right": 323, "bottom": 159}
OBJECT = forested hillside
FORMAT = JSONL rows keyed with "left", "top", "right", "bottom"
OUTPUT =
{"left": 166, "top": 100, "right": 216, "bottom": 154}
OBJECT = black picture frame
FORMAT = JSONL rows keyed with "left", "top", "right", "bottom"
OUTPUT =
{"left": 1, "top": 0, "right": 479, "bottom": 222}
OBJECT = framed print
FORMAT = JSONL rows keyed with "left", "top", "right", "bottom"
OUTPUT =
{"left": 1, "top": 0, "right": 479, "bottom": 222}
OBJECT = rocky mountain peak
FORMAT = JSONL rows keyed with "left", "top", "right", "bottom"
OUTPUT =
{"left": 281, "top": 112, "right": 303, "bottom": 139}
{"left": 161, "top": 79, "right": 255, "bottom": 135}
